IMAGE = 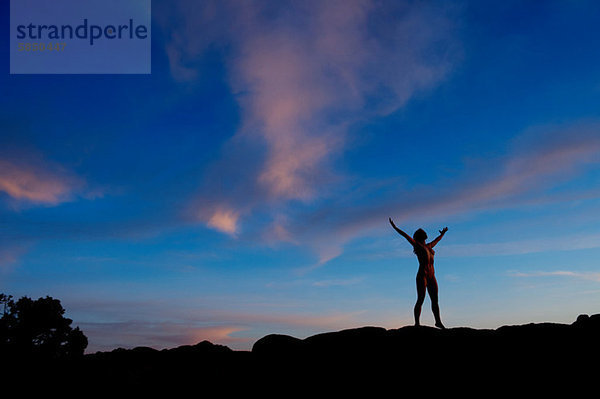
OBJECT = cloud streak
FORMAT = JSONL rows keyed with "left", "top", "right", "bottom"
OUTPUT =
{"left": 72, "top": 296, "right": 365, "bottom": 352}
{"left": 443, "top": 233, "right": 600, "bottom": 257}
{"left": 279, "top": 121, "right": 600, "bottom": 265}
{"left": 0, "top": 158, "right": 82, "bottom": 205}
{"left": 0, "top": 141, "right": 105, "bottom": 208}
{"left": 509, "top": 270, "right": 600, "bottom": 283}
{"left": 80, "top": 320, "right": 249, "bottom": 352}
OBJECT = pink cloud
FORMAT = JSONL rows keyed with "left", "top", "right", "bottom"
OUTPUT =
{"left": 81, "top": 320, "right": 249, "bottom": 352}
{"left": 161, "top": 0, "right": 460, "bottom": 231}
{"left": 459, "top": 125, "right": 600, "bottom": 205}
{"left": 279, "top": 122, "right": 600, "bottom": 266}
{"left": 216, "top": 309, "right": 365, "bottom": 331}
{"left": 188, "top": 326, "right": 248, "bottom": 345}
{"left": 0, "top": 158, "right": 82, "bottom": 205}
{"left": 75, "top": 297, "right": 365, "bottom": 352}
{"left": 207, "top": 208, "right": 240, "bottom": 235}
{"left": 229, "top": 0, "right": 457, "bottom": 201}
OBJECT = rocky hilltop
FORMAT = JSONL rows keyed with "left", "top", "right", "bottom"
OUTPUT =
{"left": 10, "top": 314, "right": 600, "bottom": 394}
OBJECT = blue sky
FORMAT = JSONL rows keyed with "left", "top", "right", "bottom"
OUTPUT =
{"left": 2, "top": 0, "right": 600, "bottom": 352}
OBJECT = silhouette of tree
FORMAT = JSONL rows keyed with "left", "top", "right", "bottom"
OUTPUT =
{"left": 0, "top": 293, "right": 87, "bottom": 359}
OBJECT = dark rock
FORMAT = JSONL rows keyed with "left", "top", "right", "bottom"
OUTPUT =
{"left": 10, "top": 313, "right": 600, "bottom": 394}
{"left": 574, "top": 313, "right": 590, "bottom": 326}
{"left": 131, "top": 346, "right": 159, "bottom": 353}
{"left": 252, "top": 333, "right": 304, "bottom": 355}
{"left": 166, "top": 340, "right": 232, "bottom": 354}
{"left": 303, "top": 326, "right": 388, "bottom": 352}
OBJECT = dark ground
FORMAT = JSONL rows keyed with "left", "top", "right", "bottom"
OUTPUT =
{"left": 8, "top": 313, "right": 600, "bottom": 395}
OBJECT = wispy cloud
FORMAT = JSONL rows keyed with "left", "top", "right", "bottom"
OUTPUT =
{"left": 160, "top": 0, "right": 461, "bottom": 234}
{"left": 279, "top": 121, "right": 600, "bottom": 265}
{"left": 0, "top": 148, "right": 103, "bottom": 208}
{"left": 0, "top": 158, "right": 81, "bottom": 205}
{"left": 443, "top": 232, "right": 600, "bottom": 257}
{"left": 68, "top": 296, "right": 366, "bottom": 352}
{"left": 312, "top": 277, "right": 364, "bottom": 287}
{"left": 80, "top": 320, "right": 249, "bottom": 352}
{"left": 509, "top": 270, "right": 600, "bottom": 282}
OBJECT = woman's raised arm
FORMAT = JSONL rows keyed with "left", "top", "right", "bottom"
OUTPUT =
{"left": 429, "top": 227, "right": 448, "bottom": 248}
{"left": 389, "top": 217, "right": 416, "bottom": 246}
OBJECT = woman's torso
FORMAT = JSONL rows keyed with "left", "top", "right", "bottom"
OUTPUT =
{"left": 414, "top": 242, "right": 435, "bottom": 277}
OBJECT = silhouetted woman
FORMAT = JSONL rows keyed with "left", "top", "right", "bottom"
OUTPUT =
{"left": 389, "top": 217, "right": 448, "bottom": 329}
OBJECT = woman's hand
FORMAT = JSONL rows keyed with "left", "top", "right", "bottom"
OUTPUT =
{"left": 439, "top": 227, "right": 448, "bottom": 235}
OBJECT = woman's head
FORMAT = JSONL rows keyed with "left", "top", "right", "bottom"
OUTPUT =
{"left": 413, "top": 228, "right": 428, "bottom": 243}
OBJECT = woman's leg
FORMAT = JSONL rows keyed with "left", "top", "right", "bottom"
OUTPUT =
{"left": 414, "top": 275, "right": 426, "bottom": 326}
{"left": 426, "top": 276, "right": 445, "bottom": 329}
